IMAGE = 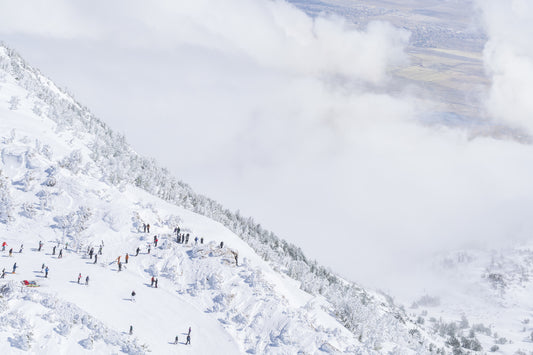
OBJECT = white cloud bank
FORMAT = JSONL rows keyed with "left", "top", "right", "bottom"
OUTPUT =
{"left": 479, "top": 0, "right": 533, "bottom": 133}
{"left": 2, "top": 0, "right": 533, "bottom": 293}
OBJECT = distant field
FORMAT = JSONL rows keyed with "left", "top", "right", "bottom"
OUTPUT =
{"left": 289, "top": 0, "right": 489, "bottom": 120}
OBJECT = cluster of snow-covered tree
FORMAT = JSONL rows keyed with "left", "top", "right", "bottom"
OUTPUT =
{"left": 1, "top": 43, "right": 437, "bottom": 350}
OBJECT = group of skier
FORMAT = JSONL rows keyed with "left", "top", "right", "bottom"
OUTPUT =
{"left": 172, "top": 326, "right": 192, "bottom": 345}
{"left": 75, "top": 273, "right": 90, "bottom": 285}
{"left": 0, "top": 222, "right": 233, "bottom": 349}
{"left": 142, "top": 223, "right": 151, "bottom": 233}
{"left": 150, "top": 276, "right": 159, "bottom": 288}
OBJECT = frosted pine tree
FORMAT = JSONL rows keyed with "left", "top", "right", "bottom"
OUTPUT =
{"left": 0, "top": 170, "right": 13, "bottom": 223}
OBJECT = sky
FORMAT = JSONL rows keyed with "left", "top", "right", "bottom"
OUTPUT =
{"left": 1, "top": 0, "right": 533, "bottom": 294}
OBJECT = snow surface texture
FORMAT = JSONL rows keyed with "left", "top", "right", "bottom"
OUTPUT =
{"left": 0, "top": 45, "right": 447, "bottom": 354}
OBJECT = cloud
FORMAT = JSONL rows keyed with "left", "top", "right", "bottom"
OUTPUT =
{"left": 477, "top": 0, "right": 533, "bottom": 133}
{"left": 2, "top": 0, "right": 533, "bottom": 294}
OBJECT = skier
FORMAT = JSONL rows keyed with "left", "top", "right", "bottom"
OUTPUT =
{"left": 52, "top": 246, "right": 56, "bottom": 255}
{"left": 155, "top": 278, "right": 158, "bottom": 288}
{"left": 151, "top": 276, "right": 155, "bottom": 287}
{"left": 129, "top": 325, "right": 133, "bottom": 335}
{"left": 58, "top": 249, "right": 63, "bottom": 258}
{"left": 234, "top": 252, "right": 238, "bottom": 266}
{"left": 188, "top": 326, "right": 191, "bottom": 336}
{"left": 45, "top": 266, "right": 49, "bottom": 278}
{"left": 220, "top": 241, "right": 224, "bottom": 248}
{"left": 19, "top": 244, "right": 23, "bottom": 253}
{"left": 153, "top": 235, "right": 157, "bottom": 244}
{"left": 65, "top": 242, "right": 68, "bottom": 251}
{"left": 98, "top": 245, "right": 102, "bottom": 255}
{"left": 2, "top": 241, "right": 6, "bottom": 251}
{"left": 154, "top": 237, "right": 158, "bottom": 248}
{"left": 12, "top": 263, "right": 17, "bottom": 274}
{"left": 131, "top": 290, "right": 136, "bottom": 302}
{"left": 136, "top": 247, "right": 140, "bottom": 256}
{"left": 78, "top": 273, "right": 82, "bottom": 284}
{"left": 8, "top": 248, "right": 13, "bottom": 257}
{"left": 146, "top": 224, "right": 150, "bottom": 233}
{"left": 186, "top": 334, "right": 191, "bottom": 345}
{"left": 41, "top": 263, "right": 45, "bottom": 272}
{"left": 174, "top": 335, "right": 179, "bottom": 344}
{"left": 200, "top": 237, "right": 204, "bottom": 244}
{"left": 94, "top": 254, "right": 98, "bottom": 264}
{"left": 147, "top": 245, "right": 151, "bottom": 254}
{"left": 185, "top": 234, "right": 189, "bottom": 244}
{"left": 0, "top": 268, "right": 5, "bottom": 278}
{"left": 195, "top": 237, "right": 198, "bottom": 245}
{"left": 125, "top": 253, "right": 129, "bottom": 264}
{"left": 89, "top": 248, "right": 94, "bottom": 259}
{"left": 143, "top": 223, "right": 147, "bottom": 233}
{"left": 85, "top": 275, "right": 89, "bottom": 285}
{"left": 118, "top": 261, "right": 122, "bottom": 272}
{"left": 117, "top": 256, "right": 121, "bottom": 264}
{"left": 38, "top": 240, "right": 43, "bottom": 251}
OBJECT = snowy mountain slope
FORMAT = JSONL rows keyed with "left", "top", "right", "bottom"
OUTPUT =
{"left": 0, "top": 44, "right": 449, "bottom": 353}
{"left": 406, "top": 247, "right": 533, "bottom": 354}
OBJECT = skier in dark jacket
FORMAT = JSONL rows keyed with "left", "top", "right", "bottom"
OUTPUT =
{"left": 94, "top": 254, "right": 98, "bottom": 264}
{"left": 52, "top": 246, "right": 56, "bottom": 255}
{"left": 186, "top": 335, "right": 191, "bottom": 345}
{"left": 131, "top": 290, "right": 136, "bottom": 302}
{"left": 58, "top": 249, "right": 63, "bottom": 258}
{"left": 155, "top": 278, "right": 158, "bottom": 288}
{"left": 12, "top": 263, "right": 17, "bottom": 273}
{"left": 129, "top": 325, "right": 133, "bottom": 335}
{"left": 85, "top": 275, "right": 89, "bottom": 285}
{"left": 147, "top": 224, "right": 150, "bottom": 233}
{"left": 118, "top": 261, "right": 122, "bottom": 272}
{"left": 136, "top": 247, "right": 140, "bottom": 256}
{"left": 174, "top": 335, "right": 178, "bottom": 344}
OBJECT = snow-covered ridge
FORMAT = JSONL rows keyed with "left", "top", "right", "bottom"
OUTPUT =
{"left": 0, "top": 43, "right": 447, "bottom": 353}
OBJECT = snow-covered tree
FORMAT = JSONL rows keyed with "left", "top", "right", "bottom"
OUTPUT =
{"left": 0, "top": 170, "right": 14, "bottom": 223}
{"left": 59, "top": 150, "right": 82, "bottom": 174}
{"left": 8, "top": 95, "right": 20, "bottom": 110}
